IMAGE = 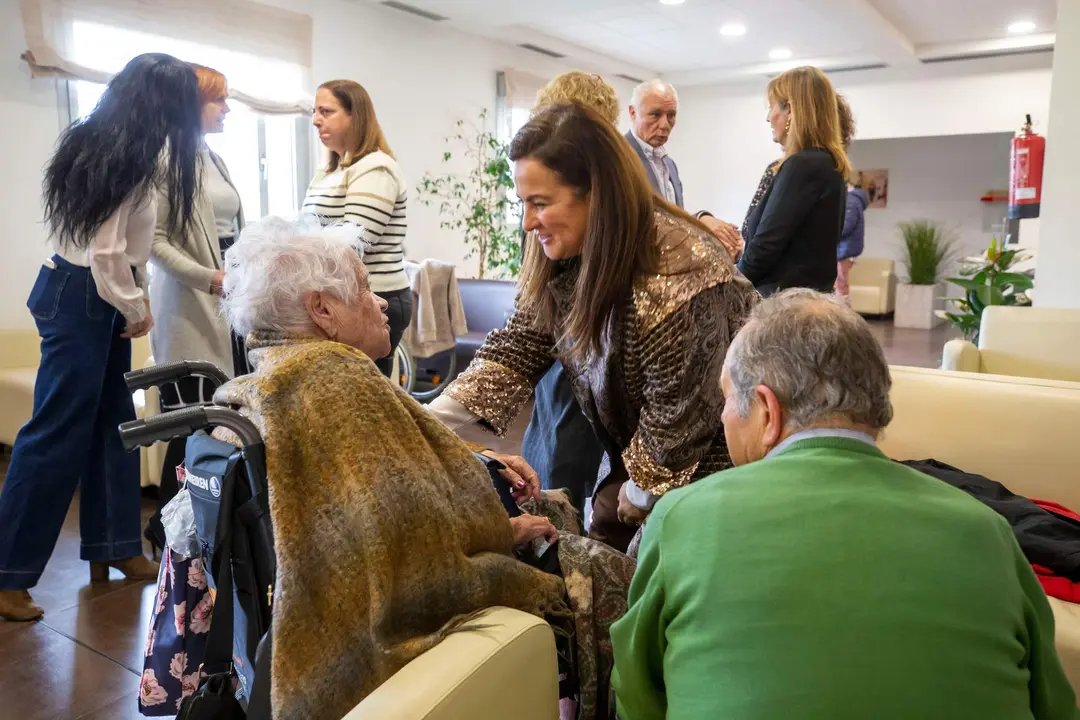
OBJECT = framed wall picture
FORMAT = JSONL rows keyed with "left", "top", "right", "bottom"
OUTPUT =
{"left": 853, "top": 168, "right": 889, "bottom": 208}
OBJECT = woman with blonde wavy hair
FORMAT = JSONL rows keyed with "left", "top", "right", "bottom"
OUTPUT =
{"left": 535, "top": 71, "right": 621, "bottom": 124}
{"left": 738, "top": 66, "right": 850, "bottom": 297}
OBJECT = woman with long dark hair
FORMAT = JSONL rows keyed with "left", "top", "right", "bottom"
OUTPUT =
{"left": 431, "top": 103, "right": 760, "bottom": 553}
{"left": 0, "top": 53, "right": 201, "bottom": 622}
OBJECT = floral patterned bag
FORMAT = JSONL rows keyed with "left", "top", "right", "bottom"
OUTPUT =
{"left": 138, "top": 548, "right": 215, "bottom": 715}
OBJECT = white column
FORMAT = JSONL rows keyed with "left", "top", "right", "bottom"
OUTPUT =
{"left": 1034, "top": 0, "right": 1080, "bottom": 308}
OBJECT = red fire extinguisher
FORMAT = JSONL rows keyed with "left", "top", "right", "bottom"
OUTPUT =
{"left": 1008, "top": 114, "right": 1045, "bottom": 219}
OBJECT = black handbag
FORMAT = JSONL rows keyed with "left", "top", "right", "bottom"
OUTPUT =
{"left": 176, "top": 462, "right": 246, "bottom": 720}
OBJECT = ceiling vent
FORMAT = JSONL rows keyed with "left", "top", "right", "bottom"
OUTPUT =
{"left": 616, "top": 73, "right": 645, "bottom": 84}
{"left": 766, "top": 62, "right": 886, "bottom": 78}
{"left": 827, "top": 62, "right": 889, "bottom": 74}
{"left": 920, "top": 46, "right": 1052, "bottom": 64}
{"left": 380, "top": 1, "right": 448, "bottom": 22}
{"left": 518, "top": 43, "right": 566, "bottom": 59}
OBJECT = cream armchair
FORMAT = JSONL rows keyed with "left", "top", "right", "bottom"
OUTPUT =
{"left": 847, "top": 258, "right": 897, "bottom": 315}
{"left": 0, "top": 330, "right": 41, "bottom": 447}
{"left": 344, "top": 607, "right": 559, "bottom": 720}
{"left": 942, "top": 306, "right": 1080, "bottom": 382}
{"left": 0, "top": 329, "right": 162, "bottom": 487}
{"left": 882, "top": 366, "right": 1080, "bottom": 691}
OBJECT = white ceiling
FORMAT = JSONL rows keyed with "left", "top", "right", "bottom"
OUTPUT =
{"left": 371, "top": 0, "right": 1058, "bottom": 85}
{"left": 872, "top": 0, "right": 1057, "bottom": 45}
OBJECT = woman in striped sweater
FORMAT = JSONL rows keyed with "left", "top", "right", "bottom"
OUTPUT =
{"left": 303, "top": 79, "right": 411, "bottom": 377}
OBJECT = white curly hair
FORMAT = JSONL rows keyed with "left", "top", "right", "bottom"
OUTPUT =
{"left": 220, "top": 216, "right": 367, "bottom": 338}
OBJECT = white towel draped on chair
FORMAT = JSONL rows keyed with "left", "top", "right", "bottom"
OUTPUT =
{"left": 402, "top": 260, "right": 468, "bottom": 359}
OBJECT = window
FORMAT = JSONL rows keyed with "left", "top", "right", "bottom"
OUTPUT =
{"left": 496, "top": 72, "right": 540, "bottom": 229}
{"left": 67, "top": 21, "right": 313, "bottom": 220}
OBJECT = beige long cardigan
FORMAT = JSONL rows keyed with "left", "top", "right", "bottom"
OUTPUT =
{"left": 148, "top": 150, "right": 245, "bottom": 377}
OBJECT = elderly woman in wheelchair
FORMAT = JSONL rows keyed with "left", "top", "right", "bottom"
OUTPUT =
{"left": 211, "top": 217, "right": 632, "bottom": 720}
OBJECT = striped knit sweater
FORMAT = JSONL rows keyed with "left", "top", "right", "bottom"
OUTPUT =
{"left": 302, "top": 150, "right": 409, "bottom": 292}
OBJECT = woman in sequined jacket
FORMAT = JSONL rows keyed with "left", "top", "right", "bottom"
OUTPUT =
{"left": 430, "top": 103, "right": 760, "bottom": 553}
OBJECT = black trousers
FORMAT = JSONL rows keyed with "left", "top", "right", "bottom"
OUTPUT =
{"left": 373, "top": 287, "right": 413, "bottom": 378}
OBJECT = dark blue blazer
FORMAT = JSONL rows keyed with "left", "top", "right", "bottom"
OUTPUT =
{"left": 626, "top": 131, "right": 684, "bottom": 209}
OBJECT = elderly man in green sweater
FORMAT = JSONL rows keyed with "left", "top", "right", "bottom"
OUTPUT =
{"left": 610, "top": 289, "right": 1078, "bottom": 720}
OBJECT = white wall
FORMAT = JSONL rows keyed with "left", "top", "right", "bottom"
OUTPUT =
{"left": 670, "top": 67, "right": 1052, "bottom": 236}
{"left": 1034, "top": 0, "right": 1080, "bottom": 308}
{"left": 0, "top": 0, "right": 637, "bottom": 329}
{"left": 0, "top": 1, "right": 65, "bottom": 330}
{"left": 846, "top": 133, "right": 1012, "bottom": 276}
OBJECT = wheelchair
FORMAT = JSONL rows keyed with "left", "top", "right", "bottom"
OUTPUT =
{"left": 119, "top": 358, "right": 508, "bottom": 715}
{"left": 121, "top": 360, "right": 274, "bottom": 715}
{"left": 393, "top": 342, "right": 457, "bottom": 403}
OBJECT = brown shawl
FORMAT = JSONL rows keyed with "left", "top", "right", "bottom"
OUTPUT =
{"left": 215, "top": 334, "right": 568, "bottom": 719}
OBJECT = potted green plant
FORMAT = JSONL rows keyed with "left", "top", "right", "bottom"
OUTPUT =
{"left": 938, "top": 237, "right": 1033, "bottom": 342}
{"left": 415, "top": 109, "right": 521, "bottom": 279}
{"left": 894, "top": 219, "right": 955, "bottom": 329}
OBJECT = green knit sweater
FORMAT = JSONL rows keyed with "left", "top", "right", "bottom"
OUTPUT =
{"left": 610, "top": 437, "right": 1078, "bottom": 720}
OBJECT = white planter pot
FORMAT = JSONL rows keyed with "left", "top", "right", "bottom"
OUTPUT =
{"left": 894, "top": 283, "right": 945, "bottom": 330}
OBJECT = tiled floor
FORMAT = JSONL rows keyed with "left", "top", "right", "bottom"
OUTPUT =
{"left": 0, "top": 317, "right": 956, "bottom": 718}
{"left": 0, "top": 458, "right": 156, "bottom": 720}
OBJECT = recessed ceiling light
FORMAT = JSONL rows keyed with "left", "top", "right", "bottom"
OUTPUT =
{"left": 769, "top": 48, "right": 793, "bottom": 60}
{"left": 719, "top": 22, "right": 747, "bottom": 37}
{"left": 1008, "top": 20, "right": 1037, "bottom": 34}
{"left": 659, "top": 0, "right": 685, "bottom": 5}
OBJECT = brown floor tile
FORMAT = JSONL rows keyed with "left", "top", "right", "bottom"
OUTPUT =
{"left": 75, "top": 693, "right": 149, "bottom": 720}
{"left": 0, "top": 622, "right": 138, "bottom": 720}
{"left": 866, "top": 317, "right": 959, "bottom": 369}
{"left": 43, "top": 582, "right": 158, "bottom": 675}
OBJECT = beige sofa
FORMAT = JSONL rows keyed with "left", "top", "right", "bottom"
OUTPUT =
{"left": 848, "top": 257, "right": 897, "bottom": 315}
{"left": 344, "top": 606, "right": 558, "bottom": 719}
{"left": 346, "top": 366, "right": 1080, "bottom": 718}
{"left": 882, "top": 365, "right": 1080, "bottom": 690}
{"left": 0, "top": 328, "right": 162, "bottom": 487}
{"left": 942, "top": 306, "right": 1080, "bottom": 382}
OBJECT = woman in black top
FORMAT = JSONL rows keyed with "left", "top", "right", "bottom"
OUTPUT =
{"left": 739, "top": 66, "right": 851, "bottom": 297}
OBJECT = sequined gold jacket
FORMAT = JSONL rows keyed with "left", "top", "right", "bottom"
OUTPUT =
{"left": 445, "top": 210, "right": 760, "bottom": 497}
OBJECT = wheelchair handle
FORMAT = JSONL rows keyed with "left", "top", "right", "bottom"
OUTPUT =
{"left": 119, "top": 405, "right": 263, "bottom": 452}
{"left": 124, "top": 360, "right": 230, "bottom": 393}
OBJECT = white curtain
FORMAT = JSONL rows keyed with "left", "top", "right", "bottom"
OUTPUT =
{"left": 20, "top": 0, "right": 313, "bottom": 114}
{"left": 503, "top": 67, "right": 551, "bottom": 110}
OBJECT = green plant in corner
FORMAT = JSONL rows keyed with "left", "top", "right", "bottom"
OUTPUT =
{"left": 939, "top": 237, "right": 1033, "bottom": 342}
{"left": 415, "top": 109, "right": 521, "bottom": 279}
{"left": 898, "top": 219, "right": 955, "bottom": 285}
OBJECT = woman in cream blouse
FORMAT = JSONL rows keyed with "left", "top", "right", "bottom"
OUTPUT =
{"left": 0, "top": 54, "right": 201, "bottom": 622}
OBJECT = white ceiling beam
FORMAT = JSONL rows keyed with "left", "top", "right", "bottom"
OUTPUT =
{"left": 367, "top": 0, "right": 657, "bottom": 80}
{"left": 493, "top": 26, "right": 659, "bottom": 81}
{"left": 916, "top": 33, "right": 1056, "bottom": 62}
{"left": 812, "top": 0, "right": 919, "bottom": 67}
{"left": 664, "top": 54, "right": 886, "bottom": 87}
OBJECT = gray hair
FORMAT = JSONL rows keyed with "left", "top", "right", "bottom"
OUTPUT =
{"left": 221, "top": 216, "right": 366, "bottom": 338}
{"left": 725, "top": 289, "right": 893, "bottom": 430}
{"left": 631, "top": 79, "right": 678, "bottom": 108}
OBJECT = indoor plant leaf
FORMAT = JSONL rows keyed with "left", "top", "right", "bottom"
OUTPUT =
{"left": 946, "top": 277, "right": 982, "bottom": 292}
{"left": 994, "top": 272, "right": 1034, "bottom": 291}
